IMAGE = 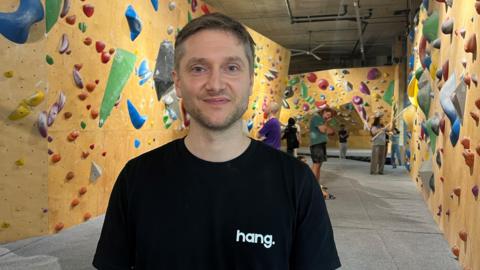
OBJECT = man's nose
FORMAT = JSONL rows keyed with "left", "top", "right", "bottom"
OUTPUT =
{"left": 205, "top": 68, "right": 225, "bottom": 93}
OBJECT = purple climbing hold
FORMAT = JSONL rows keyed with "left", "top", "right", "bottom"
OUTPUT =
{"left": 367, "top": 68, "right": 381, "bottom": 80}
{"left": 359, "top": 82, "right": 370, "bottom": 95}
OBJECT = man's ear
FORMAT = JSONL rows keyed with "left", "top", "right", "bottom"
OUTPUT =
{"left": 172, "top": 70, "right": 182, "bottom": 98}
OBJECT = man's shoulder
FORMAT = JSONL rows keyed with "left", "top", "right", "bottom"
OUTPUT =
{"left": 128, "top": 138, "right": 181, "bottom": 165}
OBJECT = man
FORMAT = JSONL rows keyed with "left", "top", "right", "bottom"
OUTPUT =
{"left": 257, "top": 101, "right": 281, "bottom": 149}
{"left": 338, "top": 124, "right": 349, "bottom": 159}
{"left": 93, "top": 13, "right": 340, "bottom": 270}
{"left": 309, "top": 108, "right": 335, "bottom": 186}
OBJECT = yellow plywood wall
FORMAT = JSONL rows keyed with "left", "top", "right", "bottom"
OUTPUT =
{"left": 279, "top": 66, "right": 399, "bottom": 149}
{"left": 0, "top": 0, "right": 289, "bottom": 242}
{"left": 405, "top": 1, "right": 480, "bottom": 269}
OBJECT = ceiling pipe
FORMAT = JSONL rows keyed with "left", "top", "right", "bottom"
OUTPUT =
{"left": 291, "top": 8, "right": 372, "bottom": 24}
{"left": 284, "top": 0, "right": 349, "bottom": 24}
{"left": 353, "top": 0, "right": 366, "bottom": 63}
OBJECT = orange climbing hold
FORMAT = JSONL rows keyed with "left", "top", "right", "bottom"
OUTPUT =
{"left": 78, "top": 92, "right": 88, "bottom": 101}
{"left": 65, "top": 15, "right": 76, "bottom": 25}
{"left": 463, "top": 150, "right": 475, "bottom": 172}
{"left": 461, "top": 137, "right": 470, "bottom": 149}
{"left": 71, "top": 198, "right": 80, "bottom": 207}
{"left": 66, "top": 171, "right": 74, "bottom": 180}
{"left": 451, "top": 246, "right": 460, "bottom": 257}
{"left": 91, "top": 109, "right": 99, "bottom": 119}
{"left": 83, "top": 212, "right": 92, "bottom": 221}
{"left": 459, "top": 230, "right": 468, "bottom": 242}
{"left": 79, "top": 187, "right": 87, "bottom": 195}
{"left": 453, "top": 187, "right": 461, "bottom": 197}
{"left": 86, "top": 82, "right": 96, "bottom": 92}
{"left": 51, "top": 154, "right": 61, "bottom": 163}
{"left": 64, "top": 112, "right": 72, "bottom": 119}
{"left": 476, "top": 145, "right": 480, "bottom": 156}
{"left": 81, "top": 151, "right": 89, "bottom": 159}
{"left": 67, "top": 130, "right": 80, "bottom": 142}
{"left": 470, "top": 112, "right": 479, "bottom": 126}
{"left": 54, "top": 223, "right": 64, "bottom": 232}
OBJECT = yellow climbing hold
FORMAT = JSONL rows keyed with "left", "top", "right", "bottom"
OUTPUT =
{"left": 23, "top": 90, "right": 45, "bottom": 106}
{"left": 1, "top": 222, "right": 10, "bottom": 229}
{"left": 8, "top": 102, "right": 31, "bottom": 120}
{"left": 15, "top": 159, "right": 25, "bottom": 166}
{"left": 4, "top": 71, "right": 14, "bottom": 78}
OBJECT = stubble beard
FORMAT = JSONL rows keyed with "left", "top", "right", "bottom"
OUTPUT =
{"left": 186, "top": 98, "right": 249, "bottom": 131}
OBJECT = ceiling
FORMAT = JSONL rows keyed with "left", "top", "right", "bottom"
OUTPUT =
{"left": 204, "top": 0, "right": 422, "bottom": 74}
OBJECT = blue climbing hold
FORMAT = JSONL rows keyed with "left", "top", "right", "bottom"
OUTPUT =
{"left": 134, "top": 139, "right": 141, "bottom": 148}
{"left": 127, "top": 99, "right": 147, "bottom": 129}
{"left": 449, "top": 118, "right": 460, "bottom": 146}
{"left": 125, "top": 5, "right": 142, "bottom": 41}
{"left": 0, "top": 0, "right": 44, "bottom": 44}
{"left": 151, "top": 0, "right": 158, "bottom": 11}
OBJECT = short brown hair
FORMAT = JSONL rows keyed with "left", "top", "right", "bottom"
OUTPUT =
{"left": 319, "top": 107, "right": 336, "bottom": 117}
{"left": 174, "top": 13, "right": 256, "bottom": 74}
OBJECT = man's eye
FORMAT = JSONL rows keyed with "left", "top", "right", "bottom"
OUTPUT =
{"left": 191, "top": 66, "right": 205, "bottom": 73}
{"left": 226, "top": 65, "right": 240, "bottom": 72}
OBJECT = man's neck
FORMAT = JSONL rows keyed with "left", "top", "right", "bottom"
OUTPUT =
{"left": 184, "top": 121, "right": 251, "bottom": 162}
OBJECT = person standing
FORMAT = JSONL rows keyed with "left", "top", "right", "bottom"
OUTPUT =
{"left": 258, "top": 102, "right": 281, "bottom": 149}
{"left": 309, "top": 108, "right": 335, "bottom": 186}
{"left": 338, "top": 124, "right": 349, "bottom": 159}
{"left": 282, "top": 117, "right": 301, "bottom": 156}
{"left": 390, "top": 128, "right": 401, "bottom": 168}
{"left": 93, "top": 13, "right": 340, "bottom": 270}
{"left": 370, "top": 116, "right": 387, "bottom": 174}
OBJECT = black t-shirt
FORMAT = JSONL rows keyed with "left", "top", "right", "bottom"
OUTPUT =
{"left": 338, "top": 130, "right": 348, "bottom": 143}
{"left": 282, "top": 126, "right": 299, "bottom": 149}
{"left": 93, "top": 138, "right": 340, "bottom": 270}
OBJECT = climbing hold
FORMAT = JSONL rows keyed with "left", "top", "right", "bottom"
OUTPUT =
{"left": 476, "top": 99, "right": 480, "bottom": 110}
{"left": 441, "top": 18, "right": 454, "bottom": 35}
{"left": 472, "top": 185, "right": 479, "bottom": 199}
{"left": 78, "top": 187, "right": 87, "bottom": 196}
{"left": 462, "top": 150, "right": 475, "bottom": 173}
{"left": 442, "top": 60, "right": 449, "bottom": 81}
{"left": 153, "top": 41, "right": 174, "bottom": 100}
{"left": 60, "top": 0, "right": 71, "bottom": 18}
{"left": 127, "top": 99, "right": 147, "bottom": 129}
{"left": 51, "top": 154, "right": 61, "bottom": 163}
{"left": 86, "top": 82, "right": 96, "bottom": 92}
{"left": 4, "top": 71, "right": 13, "bottom": 78}
{"left": 453, "top": 187, "right": 461, "bottom": 197}
{"left": 65, "top": 15, "right": 75, "bottom": 25}
{"left": 167, "top": 25, "right": 174, "bottom": 35}
{"left": 78, "top": 92, "right": 88, "bottom": 101}
{"left": 83, "top": 212, "right": 92, "bottom": 221}
{"left": 417, "top": 73, "right": 431, "bottom": 116}
{"left": 476, "top": 145, "right": 480, "bottom": 156}
{"left": 450, "top": 80, "right": 467, "bottom": 124}
{"left": 101, "top": 51, "right": 111, "bottom": 63}
{"left": 64, "top": 112, "right": 72, "bottom": 119}
{"left": 306, "top": 72, "right": 317, "bottom": 83}
{"left": 73, "top": 69, "right": 84, "bottom": 89}
{"left": 459, "top": 230, "right": 468, "bottom": 242}
{"left": 89, "top": 144, "right": 94, "bottom": 150}
{"left": 436, "top": 150, "right": 442, "bottom": 168}
{"left": 191, "top": 0, "right": 198, "bottom": 12}
{"left": 464, "top": 34, "right": 477, "bottom": 56}
{"left": 71, "top": 198, "right": 80, "bottom": 207}
{"left": 168, "top": 1, "right": 176, "bottom": 11}
{"left": 439, "top": 117, "right": 445, "bottom": 134}
{"left": 201, "top": 4, "right": 210, "bottom": 14}
{"left": 134, "top": 139, "right": 141, "bottom": 148}
{"left": 476, "top": 1, "right": 480, "bottom": 14}
{"left": 125, "top": 5, "right": 142, "bottom": 41}
{"left": 359, "top": 82, "right": 370, "bottom": 95}
{"left": 81, "top": 151, "right": 89, "bottom": 159}
{"left": 58, "top": 34, "right": 69, "bottom": 54}
{"left": 65, "top": 171, "right": 74, "bottom": 180}
{"left": 318, "top": 79, "right": 329, "bottom": 90}
{"left": 367, "top": 68, "right": 381, "bottom": 80}
{"left": 432, "top": 38, "right": 441, "bottom": 49}
{"left": 352, "top": 96, "right": 363, "bottom": 105}
{"left": 151, "top": 0, "right": 158, "bottom": 11}
{"left": 450, "top": 118, "right": 461, "bottom": 146}
{"left": 15, "top": 159, "right": 25, "bottom": 166}
{"left": 98, "top": 49, "right": 136, "bottom": 128}
{"left": 8, "top": 103, "right": 31, "bottom": 121}
{"left": 422, "top": 11, "right": 439, "bottom": 42}
{"left": 461, "top": 137, "right": 470, "bottom": 149}
{"left": 37, "top": 111, "right": 48, "bottom": 137}
{"left": 91, "top": 109, "right": 99, "bottom": 119}
{"left": 78, "top": 22, "right": 87, "bottom": 33}
{"left": 54, "top": 222, "right": 64, "bottom": 232}
{"left": 80, "top": 121, "right": 86, "bottom": 129}
{"left": 136, "top": 59, "right": 152, "bottom": 85}
{"left": 83, "top": 37, "right": 92, "bottom": 46}
{"left": 67, "top": 130, "right": 79, "bottom": 142}
{"left": 0, "top": 0, "right": 45, "bottom": 43}
{"left": 440, "top": 73, "right": 457, "bottom": 126}
{"left": 471, "top": 112, "right": 479, "bottom": 126}
{"left": 95, "top": 41, "right": 105, "bottom": 53}
{"left": 90, "top": 161, "right": 102, "bottom": 182}
{"left": 343, "top": 81, "right": 353, "bottom": 92}
{"left": 451, "top": 246, "right": 460, "bottom": 257}
{"left": 82, "top": 4, "right": 94, "bottom": 17}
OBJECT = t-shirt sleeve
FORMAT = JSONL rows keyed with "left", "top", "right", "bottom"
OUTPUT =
{"left": 259, "top": 119, "right": 271, "bottom": 136}
{"left": 93, "top": 162, "right": 135, "bottom": 270}
{"left": 290, "top": 166, "right": 341, "bottom": 270}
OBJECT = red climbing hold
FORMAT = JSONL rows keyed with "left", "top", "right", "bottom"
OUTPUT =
{"left": 451, "top": 246, "right": 460, "bottom": 257}
{"left": 79, "top": 187, "right": 87, "bottom": 196}
{"left": 465, "top": 34, "right": 477, "bottom": 54}
{"left": 306, "top": 72, "right": 317, "bottom": 83}
{"left": 67, "top": 130, "right": 80, "bottom": 142}
{"left": 54, "top": 223, "right": 64, "bottom": 232}
{"left": 95, "top": 41, "right": 105, "bottom": 53}
{"left": 476, "top": 145, "right": 480, "bottom": 156}
{"left": 102, "top": 151, "right": 107, "bottom": 157}
{"left": 86, "top": 82, "right": 96, "bottom": 92}
{"left": 475, "top": 99, "right": 480, "bottom": 110}
{"left": 71, "top": 198, "right": 80, "bottom": 207}
{"left": 64, "top": 112, "right": 72, "bottom": 119}
{"left": 453, "top": 187, "right": 461, "bottom": 197}
{"left": 66, "top": 171, "right": 74, "bottom": 181}
{"left": 74, "top": 64, "right": 83, "bottom": 71}
{"left": 89, "top": 144, "right": 95, "bottom": 150}
{"left": 91, "top": 109, "right": 99, "bottom": 119}
{"left": 463, "top": 150, "right": 475, "bottom": 173}
{"left": 81, "top": 151, "right": 89, "bottom": 159}
{"left": 83, "top": 212, "right": 92, "bottom": 221}
{"left": 439, "top": 117, "right": 445, "bottom": 134}
{"left": 78, "top": 92, "right": 88, "bottom": 101}
{"left": 83, "top": 4, "right": 94, "bottom": 17}
{"left": 470, "top": 112, "right": 479, "bottom": 126}
{"left": 461, "top": 137, "right": 471, "bottom": 149}
{"left": 459, "top": 230, "right": 468, "bottom": 242}
{"left": 201, "top": 4, "right": 210, "bottom": 14}
{"left": 101, "top": 51, "right": 111, "bottom": 63}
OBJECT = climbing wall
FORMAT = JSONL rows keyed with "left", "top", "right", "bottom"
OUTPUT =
{"left": 405, "top": 1, "right": 480, "bottom": 269}
{"left": 279, "top": 65, "right": 399, "bottom": 149}
{"left": 0, "top": 0, "right": 290, "bottom": 242}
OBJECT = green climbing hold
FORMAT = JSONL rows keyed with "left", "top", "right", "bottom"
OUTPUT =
{"left": 288, "top": 77, "right": 300, "bottom": 86}
{"left": 46, "top": 55, "right": 54, "bottom": 65}
{"left": 45, "top": 0, "right": 61, "bottom": 33}
{"left": 80, "top": 121, "right": 86, "bottom": 129}
{"left": 188, "top": 11, "right": 192, "bottom": 22}
{"left": 422, "top": 11, "right": 439, "bottom": 42}
{"left": 415, "top": 67, "right": 424, "bottom": 80}
{"left": 364, "top": 102, "right": 370, "bottom": 107}
{"left": 300, "top": 81, "right": 308, "bottom": 98}
{"left": 382, "top": 80, "right": 395, "bottom": 106}
{"left": 78, "top": 22, "right": 87, "bottom": 33}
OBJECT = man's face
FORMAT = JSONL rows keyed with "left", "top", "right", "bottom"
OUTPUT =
{"left": 172, "top": 30, "right": 253, "bottom": 131}
{"left": 323, "top": 111, "right": 332, "bottom": 120}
